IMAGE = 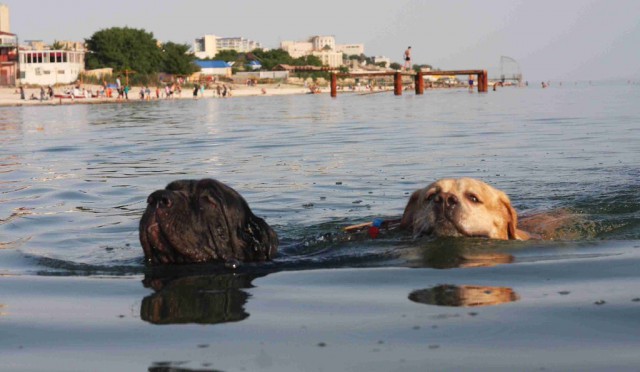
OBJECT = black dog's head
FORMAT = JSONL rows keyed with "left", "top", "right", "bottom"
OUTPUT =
{"left": 139, "top": 179, "right": 278, "bottom": 264}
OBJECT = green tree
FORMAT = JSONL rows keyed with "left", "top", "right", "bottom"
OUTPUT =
{"left": 51, "top": 40, "right": 64, "bottom": 50}
{"left": 293, "top": 54, "right": 322, "bottom": 67}
{"left": 212, "top": 50, "right": 240, "bottom": 62}
{"left": 161, "top": 42, "right": 199, "bottom": 75}
{"left": 85, "top": 27, "right": 162, "bottom": 74}
{"left": 250, "top": 48, "right": 294, "bottom": 70}
{"left": 389, "top": 62, "right": 402, "bottom": 70}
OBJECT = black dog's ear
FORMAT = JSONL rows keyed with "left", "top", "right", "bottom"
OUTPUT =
{"left": 242, "top": 216, "right": 278, "bottom": 260}
{"left": 197, "top": 179, "right": 278, "bottom": 261}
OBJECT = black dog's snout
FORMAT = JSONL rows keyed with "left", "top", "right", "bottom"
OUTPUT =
{"left": 434, "top": 192, "right": 458, "bottom": 208}
{"left": 147, "top": 190, "right": 174, "bottom": 208}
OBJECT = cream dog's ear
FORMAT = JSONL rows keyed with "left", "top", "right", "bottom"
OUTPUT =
{"left": 500, "top": 196, "right": 530, "bottom": 240}
{"left": 400, "top": 189, "right": 422, "bottom": 229}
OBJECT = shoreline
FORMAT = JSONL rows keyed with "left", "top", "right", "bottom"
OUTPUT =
{"left": 0, "top": 83, "right": 476, "bottom": 108}
{"left": 0, "top": 83, "right": 314, "bottom": 108}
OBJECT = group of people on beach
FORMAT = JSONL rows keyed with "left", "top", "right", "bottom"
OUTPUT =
{"left": 95, "top": 75, "right": 233, "bottom": 101}
{"left": 19, "top": 85, "right": 54, "bottom": 101}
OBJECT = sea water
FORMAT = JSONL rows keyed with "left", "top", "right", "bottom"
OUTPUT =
{"left": 1, "top": 83, "right": 639, "bottom": 371}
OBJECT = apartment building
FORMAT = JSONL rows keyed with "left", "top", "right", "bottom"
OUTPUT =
{"left": 194, "top": 35, "right": 263, "bottom": 59}
{"left": 280, "top": 36, "right": 365, "bottom": 68}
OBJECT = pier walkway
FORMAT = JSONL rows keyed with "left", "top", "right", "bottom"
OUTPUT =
{"left": 330, "top": 69, "right": 488, "bottom": 97}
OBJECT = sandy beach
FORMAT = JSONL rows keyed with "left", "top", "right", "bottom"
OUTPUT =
{"left": 0, "top": 83, "right": 314, "bottom": 107}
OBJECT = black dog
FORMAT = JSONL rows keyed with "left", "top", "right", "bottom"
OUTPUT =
{"left": 140, "top": 179, "right": 278, "bottom": 264}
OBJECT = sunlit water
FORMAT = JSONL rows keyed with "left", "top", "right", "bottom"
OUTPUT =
{"left": 1, "top": 83, "right": 639, "bottom": 275}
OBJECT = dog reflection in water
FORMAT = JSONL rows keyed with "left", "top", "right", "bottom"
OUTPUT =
{"left": 140, "top": 272, "right": 265, "bottom": 325}
{"left": 409, "top": 285, "right": 519, "bottom": 307}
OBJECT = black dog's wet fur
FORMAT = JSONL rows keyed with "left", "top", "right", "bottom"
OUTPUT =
{"left": 140, "top": 179, "right": 278, "bottom": 264}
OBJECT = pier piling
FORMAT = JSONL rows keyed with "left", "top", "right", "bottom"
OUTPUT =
{"left": 394, "top": 72, "right": 403, "bottom": 96}
{"left": 415, "top": 73, "right": 424, "bottom": 95}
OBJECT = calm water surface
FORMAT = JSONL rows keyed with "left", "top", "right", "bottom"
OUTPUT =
{"left": 1, "top": 83, "right": 640, "bottom": 371}
{"left": 1, "top": 83, "right": 638, "bottom": 272}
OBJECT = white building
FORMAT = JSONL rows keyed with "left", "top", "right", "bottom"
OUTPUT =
{"left": 280, "top": 36, "right": 365, "bottom": 68}
{"left": 18, "top": 50, "right": 85, "bottom": 85}
{"left": 217, "top": 37, "right": 262, "bottom": 53}
{"left": 312, "top": 36, "right": 335, "bottom": 51}
{"left": 311, "top": 50, "right": 343, "bottom": 68}
{"left": 336, "top": 44, "right": 364, "bottom": 57}
{"left": 0, "top": 4, "right": 9, "bottom": 33}
{"left": 279, "top": 40, "right": 313, "bottom": 59}
{"left": 373, "top": 56, "right": 391, "bottom": 68}
{"left": 194, "top": 35, "right": 217, "bottom": 59}
{"left": 194, "top": 60, "right": 232, "bottom": 77}
{"left": 193, "top": 35, "right": 263, "bottom": 59}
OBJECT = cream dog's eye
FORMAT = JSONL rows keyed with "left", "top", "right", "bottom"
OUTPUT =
{"left": 467, "top": 193, "right": 481, "bottom": 203}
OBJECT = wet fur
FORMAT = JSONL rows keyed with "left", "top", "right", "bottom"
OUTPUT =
{"left": 139, "top": 179, "right": 277, "bottom": 264}
{"left": 400, "top": 178, "right": 531, "bottom": 240}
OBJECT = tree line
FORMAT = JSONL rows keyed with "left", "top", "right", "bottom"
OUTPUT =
{"left": 84, "top": 27, "right": 432, "bottom": 85}
{"left": 84, "top": 27, "right": 325, "bottom": 79}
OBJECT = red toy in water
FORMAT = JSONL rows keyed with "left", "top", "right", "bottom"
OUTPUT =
{"left": 367, "top": 219, "right": 384, "bottom": 239}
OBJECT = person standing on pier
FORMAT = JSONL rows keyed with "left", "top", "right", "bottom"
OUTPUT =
{"left": 404, "top": 46, "right": 412, "bottom": 71}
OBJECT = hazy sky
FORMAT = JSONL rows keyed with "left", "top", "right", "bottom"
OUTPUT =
{"left": 3, "top": 0, "right": 639, "bottom": 81}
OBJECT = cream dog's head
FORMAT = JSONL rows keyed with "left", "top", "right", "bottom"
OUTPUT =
{"left": 400, "top": 178, "right": 529, "bottom": 240}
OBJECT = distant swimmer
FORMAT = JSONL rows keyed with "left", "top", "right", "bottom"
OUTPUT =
{"left": 541, "top": 82, "right": 548, "bottom": 88}
{"left": 403, "top": 46, "right": 411, "bottom": 70}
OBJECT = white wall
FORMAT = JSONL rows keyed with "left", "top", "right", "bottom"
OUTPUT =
{"left": 19, "top": 50, "right": 85, "bottom": 85}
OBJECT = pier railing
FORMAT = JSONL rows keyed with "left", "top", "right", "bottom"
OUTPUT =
{"left": 330, "top": 69, "right": 488, "bottom": 97}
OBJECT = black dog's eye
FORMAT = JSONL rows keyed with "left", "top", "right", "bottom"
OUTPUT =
{"left": 425, "top": 193, "right": 435, "bottom": 202}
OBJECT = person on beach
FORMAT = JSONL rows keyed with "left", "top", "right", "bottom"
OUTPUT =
{"left": 216, "top": 84, "right": 222, "bottom": 97}
{"left": 193, "top": 84, "right": 199, "bottom": 99}
{"left": 39, "top": 86, "right": 45, "bottom": 101}
{"left": 145, "top": 86, "right": 151, "bottom": 101}
{"left": 47, "top": 86, "right": 54, "bottom": 99}
{"left": 124, "top": 85, "right": 130, "bottom": 100}
{"left": 403, "top": 46, "right": 412, "bottom": 71}
{"left": 19, "top": 85, "right": 25, "bottom": 100}
{"left": 468, "top": 75, "right": 474, "bottom": 92}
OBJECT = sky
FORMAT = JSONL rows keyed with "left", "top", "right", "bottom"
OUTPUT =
{"left": 2, "top": 0, "right": 639, "bottom": 82}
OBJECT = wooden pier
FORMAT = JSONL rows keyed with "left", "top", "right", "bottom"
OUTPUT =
{"left": 330, "top": 69, "right": 488, "bottom": 97}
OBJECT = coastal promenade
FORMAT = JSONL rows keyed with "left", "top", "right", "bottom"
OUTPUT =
{"left": 0, "top": 84, "right": 311, "bottom": 107}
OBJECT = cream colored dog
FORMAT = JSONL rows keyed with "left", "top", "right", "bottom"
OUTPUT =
{"left": 400, "top": 178, "right": 531, "bottom": 240}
